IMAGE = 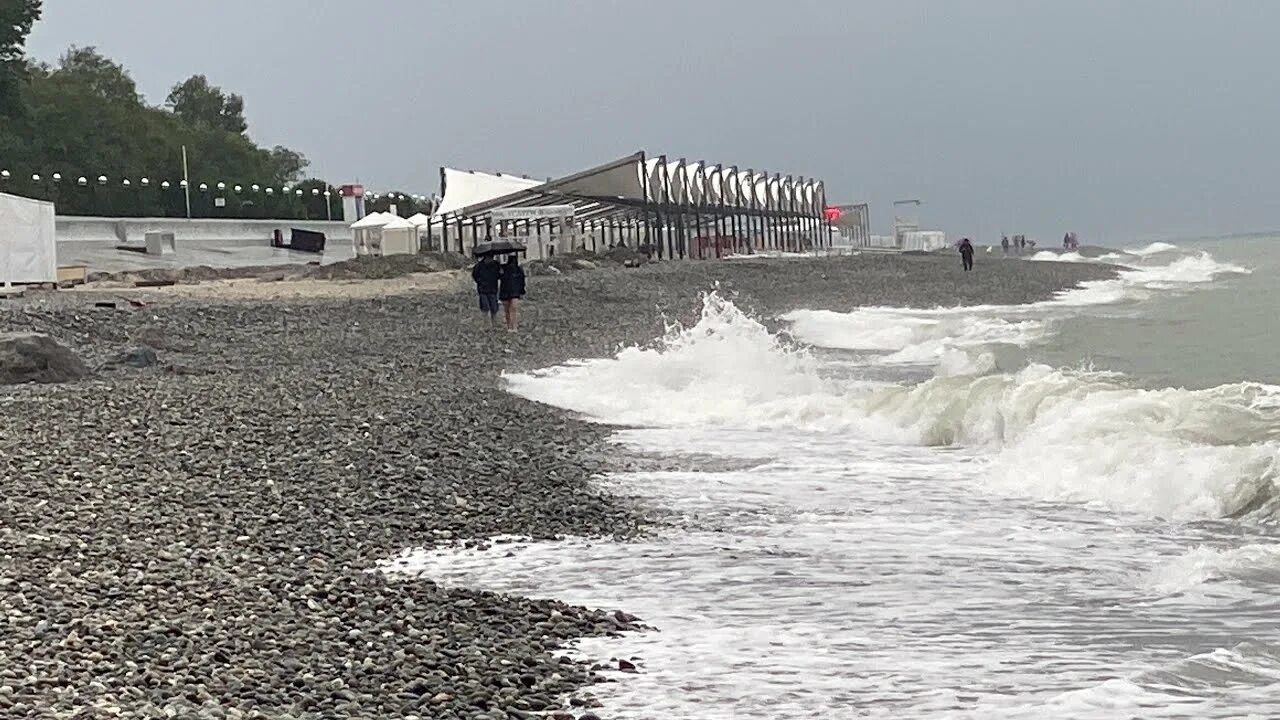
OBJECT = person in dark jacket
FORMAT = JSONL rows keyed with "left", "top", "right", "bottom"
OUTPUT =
{"left": 498, "top": 254, "right": 527, "bottom": 332}
{"left": 471, "top": 255, "right": 501, "bottom": 326}
{"left": 958, "top": 238, "right": 975, "bottom": 272}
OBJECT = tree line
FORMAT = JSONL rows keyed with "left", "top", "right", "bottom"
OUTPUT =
{"left": 0, "top": 1, "right": 431, "bottom": 220}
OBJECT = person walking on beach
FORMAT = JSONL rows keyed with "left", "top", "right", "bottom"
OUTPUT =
{"left": 498, "top": 254, "right": 526, "bottom": 332}
{"left": 958, "top": 238, "right": 975, "bottom": 272}
{"left": 471, "top": 254, "right": 501, "bottom": 327}
{"left": 1001, "top": 235, "right": 1010, "bottom": 255}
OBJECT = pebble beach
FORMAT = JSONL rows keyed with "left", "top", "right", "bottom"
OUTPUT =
{"left": 0, "top": 253, "right": 1116, "bottom": 719}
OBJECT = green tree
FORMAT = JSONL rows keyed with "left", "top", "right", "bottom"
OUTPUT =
{"left": 366, "top": 191, "right": 429, "bottom": 217}
{"left": 166, "top": 74, "right": 248, "bottom": 134}
{"left": 0, "top": 0, "right": 41, "bottom": 117}
{"left": 56, "top": 45, "right": 139, "bottom": 104}
{"left": 1, "top": 39, "right": 321, "bottom": 219}
{"left": 268, "top": 145, "right": 308, "bottom": 183}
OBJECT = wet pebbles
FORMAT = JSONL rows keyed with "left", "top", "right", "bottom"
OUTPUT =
{"left": 0, "top": 254, "right": 1112, "bottom": 718}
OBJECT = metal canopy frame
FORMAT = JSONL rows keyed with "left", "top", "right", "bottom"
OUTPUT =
{"left": 427, "top": 150, "right": 832, "bottom": 259}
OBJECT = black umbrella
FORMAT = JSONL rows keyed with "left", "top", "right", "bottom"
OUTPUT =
{"left": 471, "top": 239, "right": 527, "bottom": 257}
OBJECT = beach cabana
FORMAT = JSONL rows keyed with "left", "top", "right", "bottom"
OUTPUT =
{"left": 406, "top": 212, "right": 433, "bottom": 249}
{"left": 378, "top": 216, "right": 418, "bottom": 256}
{"left": 350, "top": 212, "right": 390, "bottom": 256}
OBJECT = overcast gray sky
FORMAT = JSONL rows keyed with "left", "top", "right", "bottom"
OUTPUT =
{"left": 26, "top": 0, "right": 1280, "bottom": 242}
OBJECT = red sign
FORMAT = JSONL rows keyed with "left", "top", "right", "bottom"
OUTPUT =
{"left": 824, "top": 207, "right": 842, "bottom": 222}
{"left": 340, "top": 184, "right": 365, "bottom": 198}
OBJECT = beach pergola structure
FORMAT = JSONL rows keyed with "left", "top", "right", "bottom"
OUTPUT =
{"left": 424, "top": 151, "right": 831, "bottom": 260}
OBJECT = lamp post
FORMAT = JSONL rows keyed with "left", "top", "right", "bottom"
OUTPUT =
{"left": 95, "top": 175, "right": 107, "bottom": 215}
{"left": 122, "top": 178, "right": 134, "bottom": 216}
{"left": 323, "top": 189, "right": 332, "bottom": 221}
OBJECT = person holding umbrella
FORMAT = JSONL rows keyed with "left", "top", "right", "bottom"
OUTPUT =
{"left": 471, "top": 253, "right": 502, "bottom": 327}
{"left": 499, "top": 254, "right": 526, "bottom": 332}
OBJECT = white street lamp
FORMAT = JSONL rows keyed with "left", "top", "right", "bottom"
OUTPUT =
{"left": 265, "top": 187, "right": 274, "bottom": 195}
{"left": 161, "top": 181, "right": 171, "bottom": 189}
{"left": 97, "top": 175, "right": 107, "bottom": 185}
{"left": 0, "top": 170, "right": 9, "bottom": 180}
{"left": 180, "top": 179, "right": 188, "bottom": 188}
{"left": 122, "top": 178, "right": 131, "bottom": 186}
{"left": 251, "top": 184, "right": 260, "bottom": 192}
{"left": 77, "top": 176, "right": 88, "bottom": 186}
{"left": 52, "top": 173, "right": 62, "bottom": 182}
{"left": 199, "top": 183, "right": 208, "bottom": 191}
{"left": 31, "top": 174, "right": 41, "bottom": 182}
{"left": 141, "top": 177, "right": 150, "bottom": 186}
{"left": 216, "top": 182, "right": 226, "bottom": 191}
{"left": 233, "top": 184, "right": 242, "bottom": 193}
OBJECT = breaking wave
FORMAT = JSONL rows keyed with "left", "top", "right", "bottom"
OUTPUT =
{"left": 786, "top": 245, "right": 1248, "bottom": 372}
{"left": 506, "top": 283, "right": 1280, "bottom": 520}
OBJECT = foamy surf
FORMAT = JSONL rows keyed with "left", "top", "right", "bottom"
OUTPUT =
{"left": 788, "top": 244, "right": 1248, "bottom": 372}
{"left": 392, "top": 238, "right": 1280, "bottom": 719}
{"left": 508, "top": 286, "right": 1280, "bottom": 520}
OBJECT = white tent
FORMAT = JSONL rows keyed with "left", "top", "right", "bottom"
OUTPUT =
{"left": 405, "top": 212, "right": 434, "bottom": 250}
{"left": 0, "top": 192, "right": 57, "bottom": 285}
{"left": 379, "top": 216, "right": 418, "bottom": 256}
{"left": 350, "top": 211, "right": 390, "bottom": 256}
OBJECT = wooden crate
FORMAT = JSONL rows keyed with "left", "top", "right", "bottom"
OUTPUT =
{"left": 56, "top": 265, "right": 88, "bottom": 285}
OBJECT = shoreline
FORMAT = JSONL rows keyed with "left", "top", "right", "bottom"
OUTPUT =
{"left": 0, "top": 255, "right": 1115, "bottom": 718}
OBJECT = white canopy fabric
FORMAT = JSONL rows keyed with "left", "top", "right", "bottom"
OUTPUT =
{"left": 406, "top": 212, "right": 432, "bottom": 227}
{"left": 350, "top": 211, "right": 390, "bottom": 229}
{"left": 433, "top": 169, "right": 543, "bottom": 218}
{"left": 432, "top": 151, "right": 828, "bottom": 224}
{"left": 0, "top": 191, "right": 57, "bottom": 284}
{"left": 380, "top": 216, "right": 416, "bottom": 230}
{"left": 379, "top": 216, "right": 418, "bottom": 255}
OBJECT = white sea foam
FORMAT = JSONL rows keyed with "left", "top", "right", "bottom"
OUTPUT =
{"left": 508, "top": 289, "right": 1280, "bottom": 520}
{"left": 396, "top": 240, "right": 1280, "bottom": 719}
{"left": 1128, "top": 240, "right": 1180, "bottom": 256}
{"left": 1145, "top": 543, "right": 1280, "bottom": 594}
{"left": 786, "top": 246, "right": 1249, "bottom": 372}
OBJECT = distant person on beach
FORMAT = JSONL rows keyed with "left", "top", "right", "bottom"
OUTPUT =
{"left": 958, "top": 238, "right": 975, "bottom": 271}
{"left": 498, "top": 255, "right": 526, "bottom": 332}
{"left": 1064, "top": 232, "right": 1071, "bottom": 250}
{"left": 471, "top": 255, "right": 501, "bottom": 327}
{"left": 1001, "top": 236, "right": 1010, "bottom": 255}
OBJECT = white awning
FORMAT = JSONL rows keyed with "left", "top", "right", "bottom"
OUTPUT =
{"left": 433, "top": 169, "right": 543, "bottom": 218}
